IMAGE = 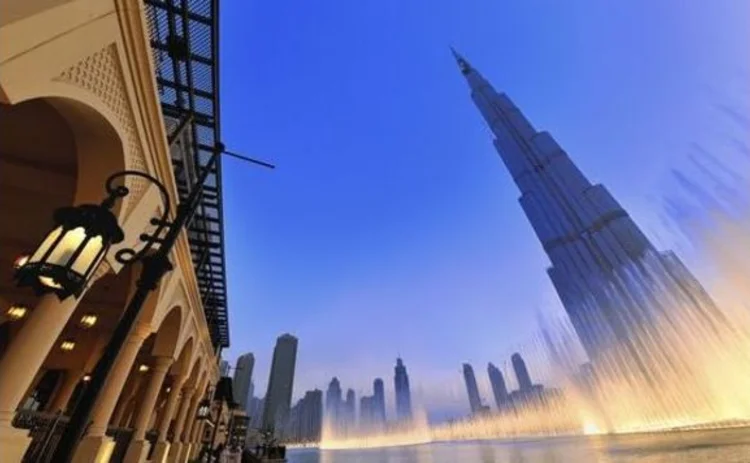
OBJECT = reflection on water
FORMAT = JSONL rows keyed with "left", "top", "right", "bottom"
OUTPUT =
{"left": 289, "top": 428, "right": 750, "bottom": 463}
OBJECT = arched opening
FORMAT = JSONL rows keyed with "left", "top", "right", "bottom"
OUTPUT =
{"left": 152, "top": 306, "right": 183, "bottom": 359}
{"left": 0, "top": 95, "right": 127, "bottom": 359}
{"left": 0, "top": 99, "right": 77, "bottom": 349}
{"left": 0, "top": 95, "right": 135, "bottom": 424}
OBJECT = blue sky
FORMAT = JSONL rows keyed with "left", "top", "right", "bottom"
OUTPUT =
{"left": 218, "top": 1, "right": 749, "bottom": 418}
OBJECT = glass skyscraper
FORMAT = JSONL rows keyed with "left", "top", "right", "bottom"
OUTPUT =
{"left": 453, "top": 50, "right": 723, "bottom": 362}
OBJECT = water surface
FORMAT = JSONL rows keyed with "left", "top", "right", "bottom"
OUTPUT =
{"left": 288, "top": 428, "right": 750, "bottom": 462}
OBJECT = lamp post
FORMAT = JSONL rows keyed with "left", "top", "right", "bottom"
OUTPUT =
{"left": 14, "top": 122, "right": 273, "bottom": 461}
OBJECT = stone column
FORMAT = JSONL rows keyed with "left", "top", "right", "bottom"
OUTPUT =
{"left": 72, "top": 322, "right": 151, "bottom": 463}
{"left": 123, "top": 355, "right": 172, "bottom": 463}
{"left": 181, "top": 394, "right": 203, "bottom": 444}
{"left": 188, "top": 420, "right": 207, "bottom": 460}
{"left": 177, "top": 388, "right": 205, "bottom": 463}
{"left": 111, "top": 373, "right": 145, "bottom": 426}
{"left": 150, "top": 374, "right": 185, "bottom": 463}
{"left": 45, "top": 370, "right": 82, "bottom": 413}
{"left": 165, "top": 385, "right": 196, "bottom": 462}
{"left": 0, "top": 293, "right": 81, "bottom": 462}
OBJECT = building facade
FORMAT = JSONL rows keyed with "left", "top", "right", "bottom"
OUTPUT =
{"left": 261, "top": 334, "right": 298, "bottom": 434}
{"left": 0, "top": 1, "right": 229, "bottom": 462}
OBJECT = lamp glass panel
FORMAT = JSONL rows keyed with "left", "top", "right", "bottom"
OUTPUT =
{"left": 29, "top": 226, "right": 62, "bottom": 263}
{"left": 47, "top": 227, "right": 87, "bottom": 267}
{"left": 71, "top": 235, "right": 104, "bottom": 274}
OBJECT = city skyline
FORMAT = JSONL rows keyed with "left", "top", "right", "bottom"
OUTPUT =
{"left": 220, "top": 0, "right": 749, "bottom": 419}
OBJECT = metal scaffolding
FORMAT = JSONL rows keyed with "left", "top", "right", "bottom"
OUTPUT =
{"left": 145, "top": 0, "right": 229, "bottom": 348}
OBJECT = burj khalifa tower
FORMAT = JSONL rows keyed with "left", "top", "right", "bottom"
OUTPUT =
{"left": 452, "top": 50, "right": 722, "bottom": 362}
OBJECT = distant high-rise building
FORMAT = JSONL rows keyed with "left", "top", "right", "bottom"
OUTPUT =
{"left": 285, "top": 389, "right": 323, "bottom": 443}
{"left": 511, "top": 353, "right": 533, "bottom": 392}
{"left": 462, "top": 363, "right": 482, "bottom": 414}
{"left": 262, "top": 334, "right": 298, "bottom": 433}
{"left": 302, "top": 389, "right": 323, "bottom": 441}
{"left": 373, "top": 378, "right": 386, "bottom": 423}
{"left": 325, "top": 377, "right": 342, "bottom": 420}
{"left": 394, "top": 358, "right": 413, "bottom": 421}
{"left": 359, "top": 395, "right": 373, "bottom": 425}
{"left": 248, "top": 396, "right": 264, "bottom": 429}
{"left": 219, "top": 360, "right": 230, "bottom": 377}
{"left": 344, "top": 389, "right": 356, "bottom": 426}
{"left": 452, "top": 49, "right": 724, "bottom": 362}
{"left": 487, "top": 362, "right": 509, "bottom": 409}
{"left": 233, "top": 352, "right": 254, "bottom": 411}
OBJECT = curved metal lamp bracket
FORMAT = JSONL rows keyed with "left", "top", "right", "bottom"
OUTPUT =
{"left": 101, "top": 170, "right": 173, "bottom": 266}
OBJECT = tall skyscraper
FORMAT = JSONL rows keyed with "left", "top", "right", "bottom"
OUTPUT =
{"left": 511, "top": 353, "right": 533, "bottom": 392}
{"left": 233, "top": 352, "right": 254, "bottom": 411}
{"left": 487, "top": 362, "right": 509, "bottom": 409}
{"left": 373, "top": 378, "right": 386, "bottom": 423}
{"left": 452, "top": 50, "right": 722, "bottom": 361}
{"left": 262, "top": 333, "right": 298, "bottom": 433}
{"left": 462, "top": 363, "right": 482, "bottom": 414}
{"left": 394, "top": 358, "right": 413, "bottom": 421}
{"left": 325, "top": 376, "right": 342, "bottom": 419}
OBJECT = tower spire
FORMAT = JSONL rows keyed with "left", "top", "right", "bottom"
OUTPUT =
{"left": 450, "top": 47, "right": 472, "bottom": 75}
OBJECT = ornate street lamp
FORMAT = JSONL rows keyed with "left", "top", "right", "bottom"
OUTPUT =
{"left": 14, "top": 202, "right": 125, "bottom": 300}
